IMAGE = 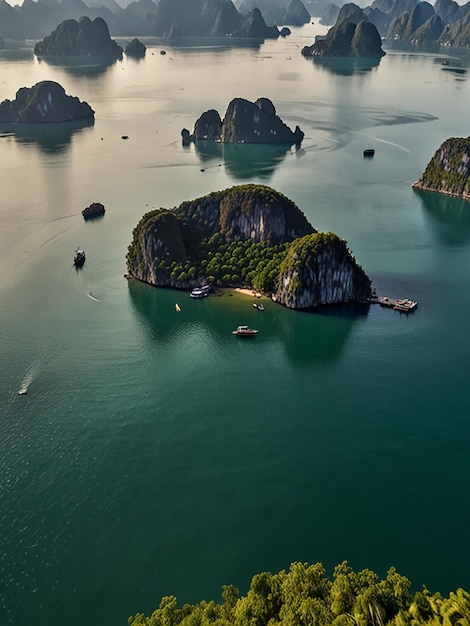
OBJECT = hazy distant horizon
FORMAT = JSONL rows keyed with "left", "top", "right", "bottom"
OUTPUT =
{"left": 4, "top": 0, "right": 469, "bottom": 8}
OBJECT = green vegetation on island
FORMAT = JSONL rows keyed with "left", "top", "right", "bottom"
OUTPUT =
{"left": 128, "top": 560, "right": 470, "bottom": 626}
{"left": 126, "top": 184, "right": 371, "bottom": 309}
{"left": 412, "top": 137, "right": 470, "bottom": 200}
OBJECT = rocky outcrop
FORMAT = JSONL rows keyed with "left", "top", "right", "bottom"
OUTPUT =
{"left": 386, "top": 2, "right": 441, "bottom": 42}
{"left": 189, "top": 97, "right": 304, "bottom": 145}
{"left": 412, "top": 137, "right": 470, "bottom": 200}
{"left": 301, "top": 19, "right": 385, "bottom": 57}
{"left": 434, "top": 0, "right": 462, "bottom": 26}
{"left": 275, "top": 232, "right": 371, "bottom": 308}
{"left": 127, "top": 184, "right": 371, "bottom": 309}
{"left": 82, "top": 202, "right": 105, "bottom": 219}
{"left": 231, "top": 8, "right": 280, "bottom": 38}
{"left": 336, "top": 2, "right": 368, "bottom": 26}
{"left": 235, "top": 0, "right": 310, "bottom": 27}
{"left": 125, "top": 38, "right": 146, "bottom": 57}
{"left": 153, "top": 0, "right": 278, "bottom": 38}
{"left": 439, "top": 12, "right": 470, "bottom": 47}
{"left": 33, "top": 16, "right": 123, "bottom": 59}
{"left": 194, "top": 109, "right": 223, "bottom": 141}
{"left": 0, "top": 81, "right": 94, "bottom": 123}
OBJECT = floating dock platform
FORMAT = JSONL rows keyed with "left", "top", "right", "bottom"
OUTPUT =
{"left": 368, "top": 295, "right": 418, "bottom": 313}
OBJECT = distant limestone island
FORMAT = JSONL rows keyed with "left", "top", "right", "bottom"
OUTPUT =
{"left": 125, "top": 38, "right": 146, "bottom": 57}
{"left": 182, "top": 97, "right": 304, "bottom": 145}
{"left": 0, "top": 81, "right": 94, "bottom": 123}
{"left": 412, "top": 137, "right": 470, "bottom": 200}
{"left": 150, "top": 0, "right": 279, "bottom": 39}
{"left": 0, "top": 0, "right": 310, "bottom": 40}
{"left": 126, "top": 184, "right": 372, "bottom": 309}
{"left": 314, "top": 0, "right": 470, "bottom": 49}
{"left": 33, "top": 16, "right": 123, "bottom": 59}
{"left": 302, "top": 15, "right": 385, "bottom": 58}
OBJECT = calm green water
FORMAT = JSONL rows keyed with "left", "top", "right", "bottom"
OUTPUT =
{"left": 1, "top": 24, "right": 470, "bottom": 626}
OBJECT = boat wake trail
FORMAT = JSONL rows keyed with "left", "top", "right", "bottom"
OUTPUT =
{"left": 18, "top": 344, "right": 66, "bottom": 396}
{"left": 87, "top": 291, "right": 101, "bottom": 302}
{"left": 357, "top": 132, "right": 411, "bottom": 153}
{"left": 18, "top": 363, "right": 39, "bottom": 395}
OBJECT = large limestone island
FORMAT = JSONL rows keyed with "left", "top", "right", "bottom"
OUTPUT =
{"left": 34, "top": 16, "right": 123, "bottom": 59}
{"left": 0, "top": 81, "right": 94, "bottom": 123}
{"left": 412, "top": 137, "right": 470, "bottom": 200}
{"left": 301, "top": 18, "right": 385, "bottom": 58}
{"left": 183, "top": 97, "right": 304, "bottom": 145}
{"left": 126, "top": 185, "right": 371, "bottom": 309}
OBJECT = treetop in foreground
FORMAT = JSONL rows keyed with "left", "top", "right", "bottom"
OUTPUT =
{"left": 128, "top": 559, "right": 470, "bottom": 626}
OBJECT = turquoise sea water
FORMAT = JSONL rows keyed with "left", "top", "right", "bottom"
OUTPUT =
{"left": 1, "top": 24, "right": 470, "bottom": 626}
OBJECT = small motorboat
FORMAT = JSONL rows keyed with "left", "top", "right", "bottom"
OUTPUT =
{"left": 73, "top": 248, "right": 86, "bottom": 268}
{"left": 175, "top": 303, "right": 181, "bottom": 312}
{"left": 232, "top": 325, "right": 259, "bottom": 337}
{"left": 253, "top": 303, "right": 265, "bottom": 311}
{"left": 363, "top": 149, "right": 375, "bottom": 158}
{"left": 19, "top": 388, "right": 27, "bottom": 395}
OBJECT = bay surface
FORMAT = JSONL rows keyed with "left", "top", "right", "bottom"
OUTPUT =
{"left": 1, "top": 24, "right": 470, "bottom": 626}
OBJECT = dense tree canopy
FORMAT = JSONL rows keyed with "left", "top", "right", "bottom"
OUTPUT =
{"left": 129, "top": 561, "right": 470, "bottom": 626}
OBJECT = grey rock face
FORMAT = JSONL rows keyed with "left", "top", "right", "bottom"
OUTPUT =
{"left": 193, "top": 109, "right": 222, "bottom": 140}
{"left": 412, "top": 137, "right": 470, "bottom": 199}
{"left": 274, "top": 233, "right": 371, "bottom": 309}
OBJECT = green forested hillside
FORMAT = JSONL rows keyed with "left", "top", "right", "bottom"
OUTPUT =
{"left": 129, "top": 561, "right": 470, "bottom": 626}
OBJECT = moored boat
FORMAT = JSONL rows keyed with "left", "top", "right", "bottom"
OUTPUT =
{"left": 232, "top": 325, "right": 259, "bottom": 337}
{"left": 253, "top": 303, "right": 264, "bottom": 311}
{"left": 190, "top": 285, "right": 211, "bottom": 298}
{"left": 363, "top": 149, "right": 375, "bottom": 157}
{"left": 73, "top": 247, "right": 86, "bottom": 268}
{"left": 394, "top": 299, "right": 418, "bottom": 312}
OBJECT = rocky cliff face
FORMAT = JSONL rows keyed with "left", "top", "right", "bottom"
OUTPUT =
{"left": 127, "top": 209, "right": 188, "bottom": 286}
{"left": 34, "top": 16, "right": 123, "bottom": 58}
{"left": 274, "top": 232, "right": 371, "bottom": 308}
{"left": 0, "top": 81, "right": 94, "bottom": 123}
{"left": 127, "top": 185, "right": 371, "bottom": 309}
{"left": 386, "top": 2, "right": 440, "bottom": 41}
{"left": 191, "top": 97, "right": 304, "bottom": 145}
{"left": 302, "top": 19, "right": 385, "bottom": 57}
{"left": 412, "top": 137, "right": 470, "bottom": 199}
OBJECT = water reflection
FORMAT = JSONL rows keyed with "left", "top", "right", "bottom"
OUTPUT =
{"left": 192, "top": 140, "right": 294, "bottom": 179}
{"left": 309, "top": 56, "right": 382, "bottom": 75}
{"left": 415, "top": 189, "right": 470, "bottom": 246}
{"left": 0, "top": 118, "right": 94, "bottom": 153}
{"left": 36, "top": 56, "right": 119, "bottom": 78}
{"left": 277, "top": 303, "right": 369, "bottom": 366}
{"left": 161, "top": 37, "right": 263, "bottom": 51}
{"left": 128, "top": 279, "right": 368, "bottom": 367}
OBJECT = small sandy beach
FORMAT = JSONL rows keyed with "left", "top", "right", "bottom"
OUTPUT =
{"left": 234, "top": 287, "right": 264, "bottom": 298}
